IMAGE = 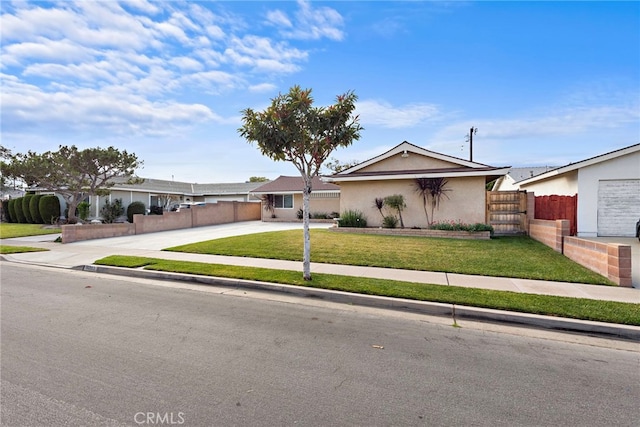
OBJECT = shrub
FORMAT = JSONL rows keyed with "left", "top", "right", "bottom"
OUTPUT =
{"left": 101, "top": 198, "right": 124, "bottom": 223}
{"left": 39, "top": 195, "right": 61, "bottom": 224}
{"left": 149, "top": 206, "right": 163, "bottom": 215}
{"left": 29, "top": 194, "right": 44, "bottom": 224}
{"left": 339, "top": 210, "right": 367, "bottom": 227}
{"left": 14, "top": 197, "right": 27, "bottom": 223}
{"left": 382, "top": 215, "right": 398, "bottom": 228}
{"left": 8, "top": 199, "right": 17, "bottom": 223}
{"left": 296, "top": 208, "right": 303, "bottom": 220}
{"left": 22, "top": 195, "right": 34, "bottom": 223}
{"left": 429, "top": 220, "right": 494, "bottom": 234}
{"left": 2, "top": 200, "right": 12, "bottom": 222}
{"left": 127, "top": 201, "right": 146, "bottom": 223}
{"left": 77, "top": 201, "right": 91, "bottom": 221}
{"left": 311, "top": 212, "right": 329, "bottom": 219}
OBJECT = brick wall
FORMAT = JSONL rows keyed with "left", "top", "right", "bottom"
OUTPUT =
{"left": 529, "top": 219, "right": 569, "bottom": 252}
{"left": 62, "top": 201, "right": 261, "bottom": 243}
{"left": 564, "top": 237, "right": 632, "bottom": 287}
{"left": 62, "top": 223, "right": 136, "bottom": 243}
{"left": 528, "top": 218, "right": 632, "bottom": 287}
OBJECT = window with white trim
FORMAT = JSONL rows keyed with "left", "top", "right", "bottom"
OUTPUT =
{"left": 274, "top": 194, "right": 293, "bottom": 209}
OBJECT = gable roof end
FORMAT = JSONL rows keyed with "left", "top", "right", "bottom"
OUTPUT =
{"left": 336, "top": 141, "right": 491, "bottom": 176}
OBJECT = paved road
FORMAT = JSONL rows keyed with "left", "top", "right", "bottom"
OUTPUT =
{"left": 2, "top": 263, "right": 639, "bottom": 426}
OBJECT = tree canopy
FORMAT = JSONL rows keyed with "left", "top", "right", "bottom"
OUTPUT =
{"left": 3, "top": 145, "right": 143, "bottom": 222}
{"left": 238, "top": 85, "right": 362, "bottom": 280}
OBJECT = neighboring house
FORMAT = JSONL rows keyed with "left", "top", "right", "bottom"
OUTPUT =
{"left": 324, "top": 141, "right": 510, "bottom": 228}
{"left": 516, "top": 143, "right": 640, "bottom": 237}
{"left": 251, "top": 176, "right": 340, "bottom": 221}
{"left": 492, "top": 166, "right": 556, "bottom": 191}
{"left": 36, "top": 177, "right": 265, "bottom": 220}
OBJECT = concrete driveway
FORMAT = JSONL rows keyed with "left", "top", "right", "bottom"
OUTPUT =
{"left": 6, "top": 221, "right": 331, "bottom": 251}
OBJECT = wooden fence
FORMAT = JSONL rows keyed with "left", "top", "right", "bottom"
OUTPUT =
{"left": 534, "top": 195, "right": 577, "bottom": 236}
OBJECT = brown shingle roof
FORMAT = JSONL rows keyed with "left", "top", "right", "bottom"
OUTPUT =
{"left": 251, "top": 176, "right": 339, "bottom": 194}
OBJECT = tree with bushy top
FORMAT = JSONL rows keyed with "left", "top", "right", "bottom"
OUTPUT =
{"left": 127, "top": 201, "right": 146, "bottom": 223}
{"left": 39, "top": 195, "right": 61, "bottom": 224}
{"left": 29, "top": 194, "right": 44, "bottom": 223}
{"left": 384, "top": 194, "right": 406, "bottom": 228}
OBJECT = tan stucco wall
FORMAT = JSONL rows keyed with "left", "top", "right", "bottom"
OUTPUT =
{"left": 359, "top": 153, "right": 458, "bottom": 173}
{"left": 338, "top": 176, "right": 487, "bottom": 228}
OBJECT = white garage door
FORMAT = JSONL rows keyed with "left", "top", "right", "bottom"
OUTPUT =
{"left": 597, "top": 179, "right": 640, "bottom": 236}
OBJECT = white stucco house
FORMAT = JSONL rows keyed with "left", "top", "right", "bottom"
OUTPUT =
{"left": 516, "top": 143, "right": 639, "bottom": 237}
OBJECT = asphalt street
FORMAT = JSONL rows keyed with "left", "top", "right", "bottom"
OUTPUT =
{"left": 2, "top": 263, "right": 639, "bottom": 426}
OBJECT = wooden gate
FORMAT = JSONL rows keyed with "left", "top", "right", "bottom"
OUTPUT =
{"left": 486, "top": 191, "right": 528, "bottom": 235}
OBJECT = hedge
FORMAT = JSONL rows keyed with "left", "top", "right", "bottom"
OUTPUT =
{"left": 39, "top": 195, "right": 61, "bottom": 224}
{"left": 127, "top": 201, "right": 146, "bottom": 223}
{"left": 22, "top": 195, "right": 34, "bottom": 223}
{"left": 29, "top": 194, "right": 44, "bottom": 224}
{"left": 14, "top": 197, "right": 27, "bottom": 223}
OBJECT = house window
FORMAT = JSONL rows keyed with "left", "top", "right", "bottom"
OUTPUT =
{"left": 274, "top": 194, "right": 293, "bottom": 209}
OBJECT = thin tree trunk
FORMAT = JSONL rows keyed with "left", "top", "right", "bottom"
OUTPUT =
{"left": 302, "top": 177, "right": 312, "bottom": 280}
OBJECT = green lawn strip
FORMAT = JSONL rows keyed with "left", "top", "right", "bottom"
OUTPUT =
{"left": 95, "top": 255, "right": 640, "bottom": 326}
{"left": 164, "top": 230, "right": 613, "bottom": 285}
{"left": 0, "top": 245, "right": 50, "bottom": 254}
{"left": 0, "top": 223, "right": 61, "bottom": 239}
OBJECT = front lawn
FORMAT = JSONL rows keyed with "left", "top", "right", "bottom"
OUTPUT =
{"left": 165, "top": 230, "right": 612, "bottom": 285}
{"left": 94, "top": 255, "right": 640, "bottom": 326}
{"left": 0, "top": 223, "right": 61, "bottom": 239}
{"left": 0, "top": 246, "right": 49, "bottom": 254}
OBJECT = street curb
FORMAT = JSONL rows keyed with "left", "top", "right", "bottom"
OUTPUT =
{"left": 84, "top": 264, "right": 640, "bottom": 341}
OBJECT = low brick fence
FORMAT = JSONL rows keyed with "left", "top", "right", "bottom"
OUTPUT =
{"left": 62, "top": 223, "right": 136, "bottom": 243}
{"left": 563, "top": 237, "right": 632, "bottom": 287}
{"left": 329, "top": 227, "right": 491, "bottom": 240}
{"left": 529, "top": 219, "right": 569, "bottom": 252}
{"left": 528, "top": 218, "right": 632, "bottom": 287}
{"left": 62, "top": 201, "right": 261, "bottom": 243}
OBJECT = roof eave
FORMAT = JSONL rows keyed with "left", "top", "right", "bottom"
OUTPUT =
{"left": 325, "top": 167, "right": 511, "bottom": 183}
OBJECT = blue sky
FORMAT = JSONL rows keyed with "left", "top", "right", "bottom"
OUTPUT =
{"left": 2, "top": 0, "right": 638, "bottom": 183}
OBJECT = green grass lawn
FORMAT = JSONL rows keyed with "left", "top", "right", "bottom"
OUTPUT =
{"left": 0, "top": 223, "right": 61, "bottom": 239}
{"left": 94, "top": 255, "right": 640, "bottom": 326}
{"left": 165, "top": 230, "right": 613, "bottom": 285}
{"left": 0, "top": 245, "right": 49, "bottom": 254}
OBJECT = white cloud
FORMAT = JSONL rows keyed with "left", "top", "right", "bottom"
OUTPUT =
{"left": 1, "top": 75, "right": 220, "bottom": 136}
{"left": 249, "top": 83, "right": 277, "bottom": 93}
{"left": 266, "top": 10, "right": 292, "bottom": 28}
{"left": 356, "top": 100, "right": 441, "bottom": 128}
{"left": 169, "top": 56, "right": 204, "bottom": 72}
{"left": 266, "top": 0, "right": 344, "bottom": 41}
{"left": 224, "top": 35, "right": 307, "bottom": 72}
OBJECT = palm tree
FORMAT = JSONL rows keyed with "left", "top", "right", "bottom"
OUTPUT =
{"left": 373, "top": 197, "right": 385, "bottom": 220}
{"left": 384, "top": 194, "right": 406, "bottom": 228}
{"left": 414, "top": 177, "right": 450, "bottom": 226}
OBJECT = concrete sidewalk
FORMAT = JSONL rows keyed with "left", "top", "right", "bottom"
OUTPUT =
{"left": 2, "top": 221, "right": 638, "bottom": 304}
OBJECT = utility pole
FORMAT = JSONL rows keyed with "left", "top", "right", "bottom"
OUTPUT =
{"left": 466, "top": 127, "right": 477, "bottom": 162}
